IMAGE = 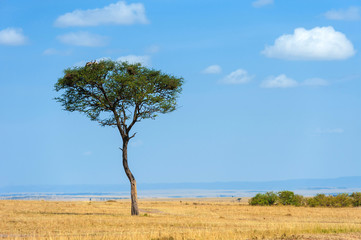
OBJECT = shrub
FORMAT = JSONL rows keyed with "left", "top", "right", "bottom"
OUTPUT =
{"left": 249, "top": 192, "right": 278, "bottom": 206}
{"left": 249, "top": 193, "right": 268, "bottom": 206}
{"left": 308, "top": 193, "right": 353, "bottom": 207}
{"left": 249, "top": 191, "right": 361, "bottom": 208}
{"left": 307, "top": 196, "right": 319, "bottom": 207}
{"left": 278, "top": 191, "right": 294, "bottom": 205}
{"left": 332, "top": 193, "right": 353, "bottom": 207}
{"left": 350, "top": 192, "right": 361, "bottom": 207}
{"left": 277, "top": 191, "right": 304, "bottom": 206}
{"left": 293, "top": 194, "right": 305, "bottom": 206}
{"left": 307, "top": 194, "right": 330, "bottom": 207}
{"left": 265, "top": 191, "right": 278, "bottom": 205}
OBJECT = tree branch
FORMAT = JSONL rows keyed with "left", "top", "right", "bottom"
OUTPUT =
{"left": 77, "top": 86, "right": 105, "bottom": 107}
{"left": 98, "top": 84, "right": 113, "bottom": 109}
{"left": 127, "top": 104, "right": 139, "bottom": 133}
{"left": 129, "top": 132, "right": 137, "bottom": 140}
{"left": 112, "top": 109, "right": 126, "bottom": 139}
{"left": 121, "top": 107, "right": 128, "bottom": 131}
{"left": 98, "top": 120, "right": 117, "bottom": 127}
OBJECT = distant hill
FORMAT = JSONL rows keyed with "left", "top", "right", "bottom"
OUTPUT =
{"left": 1, "top": 176, "right": 361, "bottom": 194}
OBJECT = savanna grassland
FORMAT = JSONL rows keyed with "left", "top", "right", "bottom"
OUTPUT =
{"left": 1, "top": 198, "right": 361, "bottom": 240}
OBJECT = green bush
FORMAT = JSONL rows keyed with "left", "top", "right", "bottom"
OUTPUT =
{"left": 308, "top": 193, "right": 354, "bottom": 207}
{"left": 307, "top": 195, "right": 319, "bottom": 207}
{"left": 265, "top": 191, "right": 278, "bottom": 205}
{"left": 308, "top": 194, "right": 329, "bottom": 207}
{"left": 249, "top": 192, "right": 278, "bottom": 206}
{"left": 250, "top": 191, "right": 361, "bottom": 208}
{"left": 249, "top": 193, "right": 267, "bottom": 206}
{"left": 332, "top": 193, "right": 353, "bottom": 207}
{"left": 350, "top": 192, "right": 361, "bottom": 207}
{"left": 277, "top": 191, "right": 303, "bottom": 206}
{"left": 293, "top": 194, "right": 305, "bottom": 206}
{"left": 278, "top": 191, "right": 294, "bottom": 205}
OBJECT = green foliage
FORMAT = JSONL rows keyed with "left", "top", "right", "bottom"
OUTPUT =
{"left": 293, "top": 194, "right": 306, "bottom": 206}
{"left": 333, "top": 193, "right": 353, "bottom": 207}
{"left": 266, "top": 192, "right": 279, "bottom": 205}
{"left": 307, "top": 193, "right": 354, "bottom": 208}
{"left": 278, "top": 191, "right": 304, "bottom": 206}
{"left": 350, "top": 192, "right": 361, "bottom": 207}
{"left": 249, "top": 191, "right": 305, "bottom": 206}
{"left": 54, "top": 60, "right": 183, "bottom": 135}
{"left": 249, "top": 192, "right": 278, "bottom": 206}
{"left": 307, "top": 194, "right": 329, "bottom": 207}
{"left": 278, "top": 191, "right": 295, "bottom": 205}
{"left": 250, "top": 191, "right": 361, "bottom": 207}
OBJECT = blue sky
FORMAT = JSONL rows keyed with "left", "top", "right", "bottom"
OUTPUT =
{"left": 1, "top": 0, "right": 361, "bottom": 187}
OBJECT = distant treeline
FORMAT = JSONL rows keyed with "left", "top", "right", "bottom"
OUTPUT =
{"left": 249, "top": 191, "right": 361, "bottom": 207}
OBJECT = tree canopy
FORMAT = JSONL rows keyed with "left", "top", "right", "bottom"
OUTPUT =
{"left": 55, "top": 60, "right": 183, "bottom": 139}
{"left": 55, "top": 60, "right": 183, "bottom": 215}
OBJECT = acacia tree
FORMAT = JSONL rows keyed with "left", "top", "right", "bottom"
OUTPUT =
{"left": 55, "top": 60, "right": 183, "bottom": 215}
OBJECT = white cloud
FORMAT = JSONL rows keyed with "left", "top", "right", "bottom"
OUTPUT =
{"left": 324, "top": 7, "right": 360, "bottom": 21}
{"left": 57, "top": 32, "right": 108, "bottom": 47}
{"left": 0, "top": 28, "right": 27, "bottom": 46}
{"left": 261, "top": 75, "right": 329, "bottom": 89}
{"left": 117, "top": 55, "right": 150, "bottom": 66}
{"left": 252, "top": 0, "right": 273, "bottom": 8}
{"left": 301, "top": 78, "right": 329, "bottom": 86}
{"left": 202, "top": 65, "right": 222, "bottom": 74}
{"left": 262, "top": 26, "right": 356, "bottom": 60}
{"left": 261, "top": 74, "right": 298, "bottom": 88}
{"left": 55, "top": 1, "right": 149, "bottom": 27}
{"left": 221, "top": 69, "right": 253, "bottom": 84}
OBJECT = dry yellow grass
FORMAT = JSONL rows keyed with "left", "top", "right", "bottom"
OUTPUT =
{"left": 1, "top": 198, "right": 361, "bottom": 240}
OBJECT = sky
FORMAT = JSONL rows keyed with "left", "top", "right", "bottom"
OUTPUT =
{"left": 1, "top": 0, "right": 361, "bottom": 187}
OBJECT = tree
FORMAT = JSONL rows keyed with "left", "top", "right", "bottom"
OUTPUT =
{"left": 54, "top": 60, "right": 183, "bottom": 215}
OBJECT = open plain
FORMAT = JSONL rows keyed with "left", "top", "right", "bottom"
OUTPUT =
{"left": 1, "top": 198, "right": 361, "bottom": 239}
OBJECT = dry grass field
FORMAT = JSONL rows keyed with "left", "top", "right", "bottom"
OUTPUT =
{"left": 1, "top": 198, "right": 361, "bottom": 240}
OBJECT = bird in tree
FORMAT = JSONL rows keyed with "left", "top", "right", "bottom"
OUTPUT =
{"left": 54, "top": 60, "right": 183, "bottom": 215}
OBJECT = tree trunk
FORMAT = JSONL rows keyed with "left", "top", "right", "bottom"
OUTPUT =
{"left": 122, "top": 139, "right": 139, "bottom": 216}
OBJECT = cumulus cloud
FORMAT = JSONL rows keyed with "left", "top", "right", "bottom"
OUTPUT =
{"left": 117, "top": 55, "right": 150, "bottom": 66}
{"left": 221, "top": 69, "right": 253, "bottom": 84}
{"left": 252, "top": 0, "right": 274, "bottom": 8}
{"left": 261, "top": 74, "right": 298, "bottom": 88}
{"left": 57, "top": 32, "right": 108, "bottom": 47}
{"left": 55, "top": 1, "right": 149, "bottom": 27}
{"left": 0, "top": 28, "right": 27, "bottom": 46}
{"left": 261, "top": 75, "right": 329, "bottom": 88}
{"left": 262, "top": 26, "right": 356, "bottom": 60}
{"left": 324, "top": 6, "right": 360, "bottom": 21}
{"left": 202, "top": 65, "right": 222, "bottom": 74}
